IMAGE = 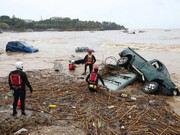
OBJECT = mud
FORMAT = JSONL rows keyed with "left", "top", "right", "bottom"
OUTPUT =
{"left": 0, "top": 66, "right": 180, "bottom": 135}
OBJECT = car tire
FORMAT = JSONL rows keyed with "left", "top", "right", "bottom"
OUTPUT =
{"left": 142, "top": 82, "right": 159, "bottom": 94}
{"left": 117, "top": 57, "right": 129, "bottom": 66}
{"left": 172, "top": 89, "right": 179, "bottom": 96}
{"left": 6, "top": 49, "right": 11, "bottom": 52}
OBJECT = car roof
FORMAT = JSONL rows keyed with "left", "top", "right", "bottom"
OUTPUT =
{"left": 8, "top": 41, "right": 24, "bottom": 43}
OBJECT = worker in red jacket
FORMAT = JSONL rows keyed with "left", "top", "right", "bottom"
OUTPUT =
{"left": 82, "top": 50, "right": 96, "bottom": 75}
{"left": 86, "top": 66, "right": 105, "bottom": 92}
{"left": 9, "top": 62, "right": 33, "bottom": 116}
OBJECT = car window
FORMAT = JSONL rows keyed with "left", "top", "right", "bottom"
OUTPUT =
{"left": 11, "top": 42, "right": 17, "bottom": 46}
{"left": 152, "top": 62, "right": 159, "bottom": 69}
{"left": 21, "top": 42, "right": 33, "bottom": 48}
{"left": 152, "top": 61, "right": 163, "bottom": 71}
{"left": 17, "top": 43, "right": 24, "bottom": 48}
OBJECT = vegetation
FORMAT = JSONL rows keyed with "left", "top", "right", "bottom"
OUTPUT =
{"left": 0, "top": 15, "right": 126, "bottom": 31}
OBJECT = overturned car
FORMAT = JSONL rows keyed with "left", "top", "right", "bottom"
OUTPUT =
{"left": 118, "top": 47, "right": 179, "bottom": 96}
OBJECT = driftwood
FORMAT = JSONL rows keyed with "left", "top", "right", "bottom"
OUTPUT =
{"left": 0, "top": 69, "right": 180, "bottom": 135}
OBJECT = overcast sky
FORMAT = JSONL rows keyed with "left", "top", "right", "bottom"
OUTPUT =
{"left": 0, "top": 0, "right": 180, "bottom": 29}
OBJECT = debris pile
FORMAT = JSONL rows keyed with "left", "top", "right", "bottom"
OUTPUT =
{"left": 99, "top": 64, "right": 128, "bottom": 78}
{"left": 0, "top": 69, "right": 180, "bottom": 135}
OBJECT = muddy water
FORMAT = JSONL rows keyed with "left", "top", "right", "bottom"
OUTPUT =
{"left": 0, "top": 30, "right": 180, "bottom": 114}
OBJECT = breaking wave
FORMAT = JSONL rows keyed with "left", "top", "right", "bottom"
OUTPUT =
{"left": 103, "top": 43, "right": 180, "bottom": 53}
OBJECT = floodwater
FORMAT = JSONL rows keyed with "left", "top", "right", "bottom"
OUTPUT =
{"left": 0, "top": 30, "right": 180, "bottom": 115}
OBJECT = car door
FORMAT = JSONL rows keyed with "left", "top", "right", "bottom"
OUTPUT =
{"left": 17, "top": 42, "right": 25, "bottom": 52}
{"left": 10, "top": 42, "right": 18, "bottom": 51}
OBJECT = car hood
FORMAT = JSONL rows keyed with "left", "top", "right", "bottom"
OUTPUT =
{"left": 31, "top": 47, "right": 39, "bottom": 52}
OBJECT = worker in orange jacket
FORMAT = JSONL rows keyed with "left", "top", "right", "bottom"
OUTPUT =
{"left": 82, "top": 50, "right": 96, "bottom": 75}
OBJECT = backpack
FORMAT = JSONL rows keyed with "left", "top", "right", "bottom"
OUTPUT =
{"left": 10, "top": 73, "right": 22, "bottom": 89}
{"left": 89, "top": 73, "right": 98, "bottom": 89}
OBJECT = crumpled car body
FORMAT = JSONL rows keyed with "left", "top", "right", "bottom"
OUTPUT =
{"left": 119, "top": 47, "right": 179, "bottom": 96}
{"left": 101, "top": 72, "right": 137, "bottom": 91}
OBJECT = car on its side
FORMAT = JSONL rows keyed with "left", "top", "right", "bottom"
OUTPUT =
{"left": 75, "top": 47, "right": 95, "bottom": 53}
{"left": 118, "top": 47, "right": 179, "bottom": 96}
{"left": 6, "top": 41, "right": 39, "bottom": 53}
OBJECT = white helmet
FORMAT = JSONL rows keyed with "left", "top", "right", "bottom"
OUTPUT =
{"left": 16, "top": 62, "right": 23, "bottom": 70}
{"left": 71, "top": 60, "right": 75, "bottom": 63}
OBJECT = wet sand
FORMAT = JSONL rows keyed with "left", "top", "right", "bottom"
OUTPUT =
{"left": 0, "top": 31, "right": 180, "bottom": 115}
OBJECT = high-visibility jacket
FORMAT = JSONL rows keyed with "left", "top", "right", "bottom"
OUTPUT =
{"left": 86, "top": 72, "right": 105, "bottom": 89}
{"left": 86, "top": 54, "right": 93, "bottom": 64}
{"left": 88, "top": 72, "right": 98, "bottom": 89}
{"left": 69, "top": 62, "right": 75, "bottom": 70}
{"left": 84, "top": 54, "right": 96, "bottom": 65}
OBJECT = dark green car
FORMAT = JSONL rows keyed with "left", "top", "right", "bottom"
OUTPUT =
{"left": 118, "top": 47, "right": 179, "bottom": 96}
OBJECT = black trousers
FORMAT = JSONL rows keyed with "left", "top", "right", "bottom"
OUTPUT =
{"left": 88, "top": 84, "right": 98, "bottom": 92}
{"left": 85, "top": 64, "right": 93, "bottom": 73}
{"left": 13, "top": 90, "right": 26, "bottom": 112}
{"left": 89, "top": 87, "right": 96, "bottom": 92}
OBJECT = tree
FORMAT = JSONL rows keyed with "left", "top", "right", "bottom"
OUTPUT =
{"left": 0, "top": 15, "right": 126, "bottom": 31}
{"left": 0, "top": 23, "right": 10, "bottom": 29}
{"left": 0, "top": 15, "right": 10, "bottom": 20}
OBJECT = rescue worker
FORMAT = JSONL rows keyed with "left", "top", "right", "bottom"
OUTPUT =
{"left": 86, "top": 66, "right": 105, "bottom": 92}
{"left": 69, "top": 60, "right": 76, "bottom": 70}
{"left": 82, "top": 50, "right": 96, "bottom": 75}
{"left": 9, "top": 62, "right": 33, "bottom": 116}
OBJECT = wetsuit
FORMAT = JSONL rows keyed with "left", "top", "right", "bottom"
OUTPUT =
{"left": 9, "top": 69, "right": 33, "bottom": 114}
{"left": 84, "top": 54, "right": 96, "bottom": 73}
{"left": 86, "top": 71, "right": 105, "bottom": 92}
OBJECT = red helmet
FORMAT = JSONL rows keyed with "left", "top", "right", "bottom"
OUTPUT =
{"left": 94, "top": 66, "right": 98, "bottom": 70}
{"left": 88, "top": 50, "right": 92, "bottom": 53}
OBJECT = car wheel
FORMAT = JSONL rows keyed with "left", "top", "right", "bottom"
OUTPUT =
{"left": 142, "top": 82, "right": 159, "bottom": 94}
{"left": 172, "top": 89, "right": 179, "bottom": 96}
{"left": 117, "top": 57, "right": 129, "bottom": 66}
{"left": 6, "top": 49, "right": 11, "bottom": 52}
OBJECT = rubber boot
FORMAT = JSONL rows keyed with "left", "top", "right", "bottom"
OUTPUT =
{"left": 13, "top": 110, "right": 17, "bottom": 116}
{"left": 21, "top": 111, "right": 26, "bottom": 116}
{"left": 82, "top": 72, "right": 86, "bottom": 75}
